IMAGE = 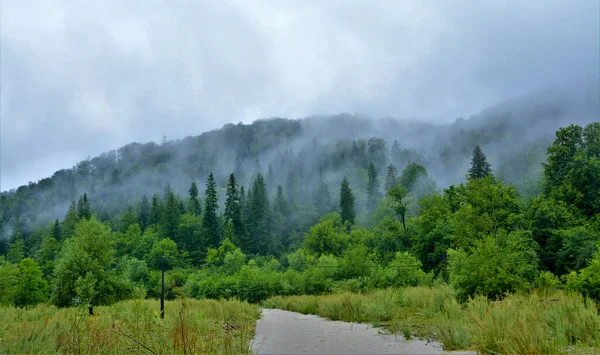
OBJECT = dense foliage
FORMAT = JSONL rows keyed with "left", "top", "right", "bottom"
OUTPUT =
{"left": 0, "top": 117, "right": 599, "bottom": 309}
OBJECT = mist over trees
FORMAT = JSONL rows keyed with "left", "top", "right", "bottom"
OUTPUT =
{"left": 0, "top": 82, "right": 599, "bottom": 309}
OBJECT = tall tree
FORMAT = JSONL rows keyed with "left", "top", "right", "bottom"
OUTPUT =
{"left": 77, "top": 193, "right": 92, "bottom": 220}
{"left": 246, "top": 174, "right": 271, "bottom": 254}
{"left": 188, "top": 182, "right": 202, "bottom": 216}
{"left": 138, "top": 195, "right": 150, "bottom": 230}
{"left": 384, "top": 163, "right": 398, "bottom": 192}
{"left": 203, "top": 173, "right": 221, "bottom": 248}
{"left": 468, "top": 145, "right": 492, "bottom": 180}
{"left": 224, "top": 173, "right": 245, "bottom": 244}
{"left": 339, "top": 177, "right": 355, "bottom": 226}
{"left": 366, "top": 161, "right": 380, "bottom": 211}
{"left": 149, "top": 194, "right": 163, "bottom": 227}
{"left": 161, "top": 192, "right": 181, "bottom": 239}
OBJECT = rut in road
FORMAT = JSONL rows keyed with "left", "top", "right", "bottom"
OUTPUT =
{"left": 251, "top": 308, "right": 476, "bottom": 355}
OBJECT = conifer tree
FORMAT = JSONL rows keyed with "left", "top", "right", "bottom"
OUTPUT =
{"left": 188, "top": 182, "right": 202, "bottom": 216}
{"left": 246, "top": 174, "right": 271, "bottom": 254}
{"left": 340, "top": 177, "right": 355, "bottom": 225}
{"left": 366, "top": 161, "right": 380, "bottom": 211}
{"left": 274, "top": 185, "right": 290, "bottom": 217}
{"left": 162, "top": 192, "right": 181, "bottom": 238}
{"left": 384, "top": 163, "right": 398, "bottom": 192}
{"left": 224, "top": 173, "right": 245, "bottom": 242}
{"left": 203, "top": 173, "right": 220, "bottom": 248}
{"left": 139, "top": 195, "right": 150, "bottom": 230}
{"left": 148, "top": 194, "right": 162, "bottom": 227}
{"left": 76, "top": 193, "right": 92, "bottom": 220}
{"left": 468, "top": 145, "right": 493, "bottom": 179}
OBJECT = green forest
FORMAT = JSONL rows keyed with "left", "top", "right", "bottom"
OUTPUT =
{"left": 1, "top": 114, "right": 599, "bottom": 353}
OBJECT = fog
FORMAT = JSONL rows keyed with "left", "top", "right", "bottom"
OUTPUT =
{"left": 1, "top": 0, "right": 599, "bottom": 191}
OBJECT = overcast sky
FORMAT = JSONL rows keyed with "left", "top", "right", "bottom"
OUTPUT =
{"left": 1, "top": 0, "right": 599, "bottom": 191}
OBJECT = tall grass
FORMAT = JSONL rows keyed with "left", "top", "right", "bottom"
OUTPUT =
{"left": 263, "top": 286, "right": 600, "bottom": 354}
{"left": 0, "top": 298, "right": 260, "bottom": 354}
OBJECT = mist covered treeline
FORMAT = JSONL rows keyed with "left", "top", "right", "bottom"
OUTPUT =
{"left": 1, "top": 79, "right": 598, "bottom": 241}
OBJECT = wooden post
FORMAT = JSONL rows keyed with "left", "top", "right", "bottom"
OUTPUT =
{"left": 160, "top": 253, "right": 165, "bottom": 319}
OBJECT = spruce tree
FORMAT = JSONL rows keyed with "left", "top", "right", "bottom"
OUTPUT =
{"left": 272, "top": 185, "right": 290, "bottom": 250}
{"left": 246, "top": 174, "right": 271, "bottom": 255}
{"left": 188, "top": 181, "right": 202, "bottom": 216}
{"left": 366, "top": 161, "right": 380, "bottom": 211}
{"left": 384, "top": 163, "right": 398, "bottom": 192}
{"left": 76, "top": 193, "right": 92, "bottom": 220}
{"left": 161, "top": 192, "right": 181, "bottom": 238}
{"left": 148, "top": 194, "right": 162, "bottom": 227}
{"left": 203, "top": 173, "right": 220, "bottom": 248}
{"left": 468, "top": 145, "right": 493, "bottom": 179}
{"left": 339, "top": 177, "right": 355, "bottom": 225}
{"left": 139, "top": 195, "right": 150, "bottom": 230}
{"left": 224, "top": 173, "right": 245, "bottom": 242}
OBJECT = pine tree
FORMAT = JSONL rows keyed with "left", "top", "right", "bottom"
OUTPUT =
{"left": 203, "top": 173, "right": 220, "bottom": 248}
{"left": 468, "top": 145, "right": 493, "bottom": 179}
{"left": 366, "top": 161, "right": 380, "bottom": 211}
{"left": 384, "top": 163, "right": 398, "bottom": 192}
{"left": 76, "top": 193, "right": 92, "bottom": 220}
{"left": 314, "top": 168, "right": 332, "bottom": 216}
{"left": 149, "top": 194, "right": 162, "bottom": 226}
{"left": 340, "top": 177, "right": 355, "bottom": 226}
{"left": 274, "top": 185, "right": 290, "bottom": 217}
{"left": 272, "top": 185, "right": 290, "bottom": 250}
{"left": 224, "top": 173, "right": 245, "bottom": 242}
{"left": 188, "top": 182, "right": 202, "bottom": 216}
{"left": 162, "top": 192, "right": 181, "bottom": 238}
{"left": 246, "top": 174, "right": 271, "bottom": 255}
{"left": 139, "top": 195, "right": 150, "bottom": 230}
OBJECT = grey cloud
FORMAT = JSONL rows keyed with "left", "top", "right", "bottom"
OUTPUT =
{"left": 1, "top": 0, "right": 598, "bottom": 190}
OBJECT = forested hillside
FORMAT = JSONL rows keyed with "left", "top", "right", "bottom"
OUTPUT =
{"left": 2, "top": 79, "right": 598, "bottom": 239}
{"left": 0, "top": 82, "right": 599, "bottom": 313}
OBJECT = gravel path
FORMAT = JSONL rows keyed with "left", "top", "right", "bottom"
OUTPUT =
{"left": 251, "top": 309, "right": 476, "bottom": 355}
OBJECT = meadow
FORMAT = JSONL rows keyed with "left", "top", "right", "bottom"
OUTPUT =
{"left": 0, "top": 298, "right": 260, "bottom": 354}
{"left": 263, "top": 286, "right": 600, "bottom": 355}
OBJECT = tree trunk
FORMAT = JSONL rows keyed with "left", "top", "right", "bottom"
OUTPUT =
{"left": 89, "top": 306, "right": 94, "bottom": 316}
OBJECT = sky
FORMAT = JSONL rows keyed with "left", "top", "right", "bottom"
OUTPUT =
{"left": 1, "top": 0, "right": 599, "bottom": 191}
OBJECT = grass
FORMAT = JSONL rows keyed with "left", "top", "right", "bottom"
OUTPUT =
{"left": 0, "top": 297, "right": 261, "bottom": 354}
{"left": 263, "top": 286, "right": 600, "bottom": 354}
